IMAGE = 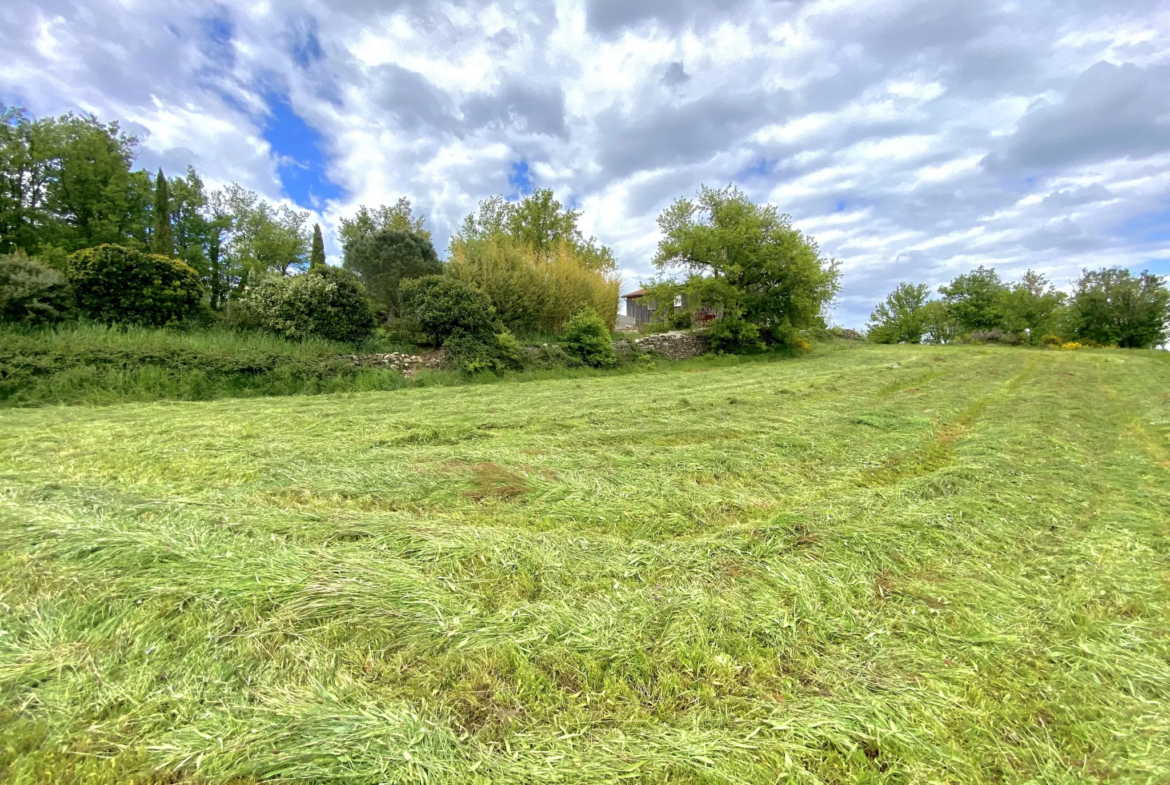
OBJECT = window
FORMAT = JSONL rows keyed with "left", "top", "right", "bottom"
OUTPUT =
{"left": 674, "top": 295, "right": 683, "bottom": 308}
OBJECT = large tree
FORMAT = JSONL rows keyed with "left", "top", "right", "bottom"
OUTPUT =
{"left": 997, "top": 270, "right": 1067, "bottom": 341}
{"left": 339, "top": 198, "right": 431, "bottom": 253}
{"left": 168, "top": 167, "right": 211, "bottom": 284}
{"left": 938, "top": 266, "right": 1008, "bottom": 333}
{"left": 867, "top": 282, "right": 931, "bottom": 344}
{"left": 1072, "top": 268, "right": 1169, "bottom": 348}
{"left": 647, "top": 184, "right": 840, "bottom": 342}
{"left": 0, "top": 105, "right": 150, "bottom": 255}
{"left": 344, "top": 228, "right": 441, "bottom": 318}
{"left": 151, "top": 169, "right": 174, "bottom": 257}
{"left": 452, "top": 189, "right": 616, "bottom": 271}
{"left": 217, "top": 184, "right": 310, "bottom": 282}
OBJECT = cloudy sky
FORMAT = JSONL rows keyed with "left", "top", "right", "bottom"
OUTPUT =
{"left": 3, "top": 0, "right": 1168, "bottom": 326}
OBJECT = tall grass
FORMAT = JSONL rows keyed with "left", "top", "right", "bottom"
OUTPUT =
{"left": 447, "top": 236, "right": 621, "bottom": 333}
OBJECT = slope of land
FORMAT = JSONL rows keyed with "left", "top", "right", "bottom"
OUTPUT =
{"left": 1, "top": 344, "right": 1169, "bottom": 783}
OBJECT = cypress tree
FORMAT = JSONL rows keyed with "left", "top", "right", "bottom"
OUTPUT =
{"left": 310, "top": 223, "right": 326, "bottom": 270}
{"left": 151, "top": 169, "right": 174, "bottom": 257}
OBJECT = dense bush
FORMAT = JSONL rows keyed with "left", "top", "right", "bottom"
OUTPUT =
{"left": 240, "top": 266, "right": 376, "bottom": 343}
{"left": 561, "top": 307, "right": 617, "bottom": 368}
{"left": 400, "top": 276, "right": 498, "bottom": 346}
{"left": 0, "top": 253, "right": 73, "bottom": 325}
{"left": 447, "top": 235, "right": 620, "bottom": 334}
{"left": 444, "top": 329, "right": 526, "bottom": 375}
{"left": 68, "top": 244, "right": 205, "bottom": 327}
{"left": 707, "top": 316, "right": 764, "bottom": 353}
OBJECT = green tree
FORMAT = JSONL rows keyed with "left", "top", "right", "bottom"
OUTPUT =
{"left": 310, "top": 223, "right": 325, "bottom": 270}
{"left": 452, "top": 189, "right": 616, "bottom": 271}
{"left": 151, "top": 169, "right": 174, "bottom": 257}
{"left": 647, "top": 185, "right": 840, "bottom": 344}
{"left": 48, "top": 112, "right": 148, "bottom": 252}
{"left": 0, "top": 106, "right": 55, "bottom": 255}
{"left": 997, "top": 270, "right": 1067, "bottom": 342}
{"left": 0, "top": 106, "right": 150, "bottom": 254}
{"left": 938, "top": 266, "right": 1007, "bottom": 333}
{"left": 867, "top": 282, "right": 931, "bottom": 344}
{"left": 1071, "top": 268, "right": 1169, "bottom": 348}
{"left": 204, "top": 188, "right": 233, "bottom": 310}
{"left": 168, "top": 167, "right": 211, "bottom": 286}
{"left": 921, "top": 300, "right": 958, "bottom": 344}
{"left": 339, "top": 198, "right": 431, "bottom": 255}
{"left": 217, "top": 184, "right": 309, "bottom": 282}
{"left": 343, "top": 228, "right": 441, "bottom": 318}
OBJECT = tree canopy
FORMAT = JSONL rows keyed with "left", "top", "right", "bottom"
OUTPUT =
{"left": 867, "top": 282, "right": 931, "bottom": 344}
{"left": 646, "top": 185, "right": 840, "bottom": 342}
{"left": 343, "top": 228, "right": 441, "bottom": 318}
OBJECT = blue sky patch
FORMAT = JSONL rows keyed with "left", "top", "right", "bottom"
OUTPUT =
{"left": 262, "top": 92, "right": 342, "bottom": 208}
{"left": 1117, "top": 208, "right": 1170, "bottom": 244}
{"left": 291, "top": 18, "right": 324, "bottom": 69}
{"left": 507, "top": 159, "right": 533, "bottom": 200}
{"left": 1135, "top": 258, "right": 1170, "bottom": 277}
{"left": 199, "top": 9, "right": 235, "bottom": 68}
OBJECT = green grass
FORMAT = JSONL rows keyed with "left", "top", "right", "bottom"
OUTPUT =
{"left": 0, "top": 322, "right": 429, "bottom": 408}
{"left": 1, "top": 344, "right": 1168, "bottom": 783}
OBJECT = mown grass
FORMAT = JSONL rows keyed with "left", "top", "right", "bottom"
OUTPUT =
{"left": 1, "top": 344, "right": 1168, "bottom": 783}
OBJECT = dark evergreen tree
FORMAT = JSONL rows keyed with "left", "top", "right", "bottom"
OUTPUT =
{"left": 311, "top": 223, "right": 325, "bottom": 270}
{"left": 151, "top": 169, "right": 174, "bottom": 257}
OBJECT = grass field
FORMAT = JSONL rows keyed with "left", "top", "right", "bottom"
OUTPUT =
{"left": 1, "top": 344, "right": 1169, "bottom": 783}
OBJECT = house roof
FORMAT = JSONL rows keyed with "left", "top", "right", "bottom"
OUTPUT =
{"left": 623, "top": 289, "right": 645, "bottom": 299}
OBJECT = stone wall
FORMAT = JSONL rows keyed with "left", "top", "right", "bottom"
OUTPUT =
{"left": 629, "top": 331, "right": 710, "bottom": 360}
{"left": 342, "top": 350, "right": 445, "bottom": 377}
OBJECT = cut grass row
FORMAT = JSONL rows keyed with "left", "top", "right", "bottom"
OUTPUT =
{"left": 1, "top": 344, "right": 1168, "bottom": 783}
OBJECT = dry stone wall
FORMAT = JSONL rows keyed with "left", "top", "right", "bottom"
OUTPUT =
{"left": 629, "top": 331, "right": 710, "bottom": 360}
{"left": 342, "top": 351, "right": 445, "bottom": 377}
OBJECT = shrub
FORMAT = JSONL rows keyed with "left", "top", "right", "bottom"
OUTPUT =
{"left": 444, "top": 329, "right": 525, "bottom": 375}
{"left": 240, "top": 266, "right": 376, "bottom": 343}
{"left": 0, "top": 252, "right": 73, "bottom": 325}
{"left": 561, "top": 307, "right": 617, "bottom": 368}
{"left": 400, "top": 276, "right": 497, "bottom": 346}
{"left": 708, "top": 316, "right": 765, "bottom": 353}
{"left": 68, "top": 244, "right": 204, "bottom": 327}
{"left": 828, "top": 327, "right": 864, "bottom": 340}
{"left": 1041, "top": 334, "right": 1063, "bottom": 348}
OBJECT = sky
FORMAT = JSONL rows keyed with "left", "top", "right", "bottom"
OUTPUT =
{"left": 2, "top": 0, "right": 1168, "bottom": 327}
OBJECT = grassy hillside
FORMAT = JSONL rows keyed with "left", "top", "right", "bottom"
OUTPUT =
{"left": 1, "top": 344, "right": 1168, "bottom": 783}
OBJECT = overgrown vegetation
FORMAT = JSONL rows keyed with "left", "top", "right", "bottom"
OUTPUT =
{"left": 2, "top": 344, "right": 1168, "bottom": 783}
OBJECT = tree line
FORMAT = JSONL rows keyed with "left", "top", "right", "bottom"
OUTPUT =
{"left": 0, "top": 104, "right": 627, "bottom": 344}
{"left": 868, "top": 266, "right": 1170, "bottom": 348}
